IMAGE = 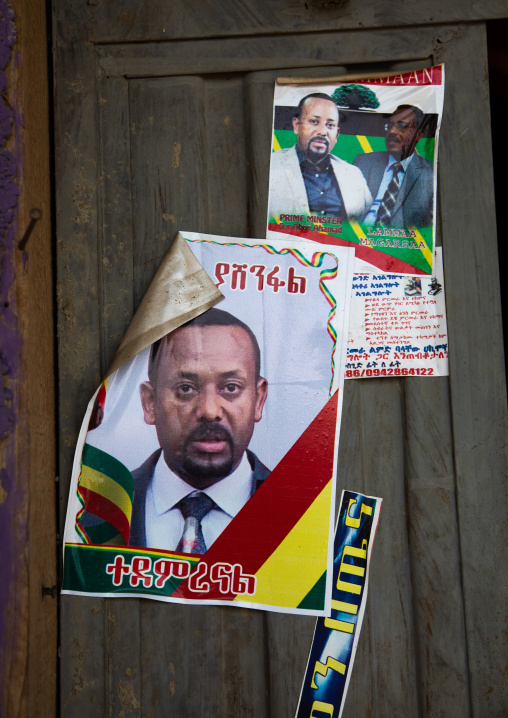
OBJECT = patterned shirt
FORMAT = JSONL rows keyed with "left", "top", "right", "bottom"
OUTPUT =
{"left": 297, "top": 147, "right": 345, "bottom": 218}
{"left": 363, "top": 153, "right": 415, "bottom": 226}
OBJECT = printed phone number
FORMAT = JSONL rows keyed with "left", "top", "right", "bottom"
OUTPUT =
{"left": 346, "top": 367, "right": 434, "bottom": 378}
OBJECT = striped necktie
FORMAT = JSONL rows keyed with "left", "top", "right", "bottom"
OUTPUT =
{"left": 176, "top": 492, "right": 215, "bottom": 555}
{"left": 376, "top": 161, "right": 403, "bottom": 227}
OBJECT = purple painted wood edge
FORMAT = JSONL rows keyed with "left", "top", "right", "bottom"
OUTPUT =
{"left": 0, "top": 0, "right": 24, "bottom": 709}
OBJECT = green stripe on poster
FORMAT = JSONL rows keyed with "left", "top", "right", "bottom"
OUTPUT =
{"left": 297, "top": 570, "right": 327, "bottom": 610}
{"left": 273, "top": 130, "right": 435, "bottom": 164}
{"left": 84, "top": 520, "right": 122, "bottom": 545}
{"left": 82, "top": 444, "right": 134, "bottom": 502}
{"left": 63, "top": 544, "right": 199, "bottom": 598}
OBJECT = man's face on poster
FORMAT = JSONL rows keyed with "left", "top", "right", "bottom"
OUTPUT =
{"left": 140, "top": 324, "right": 268, "bottom": 490}
{"left": 385, "top": 108, "right": 423, "bottom": 161}
{"left": 293, "top": 97, "right": 340, "bottom": 165}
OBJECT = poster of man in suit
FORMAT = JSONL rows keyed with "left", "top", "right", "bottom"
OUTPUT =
{"left": 61, "top": 232, "right": 355, "bottom": 616}
{"left": 267, "top": 65, "right": 445, "bottom": 276}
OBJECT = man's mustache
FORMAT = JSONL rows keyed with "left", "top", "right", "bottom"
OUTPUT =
{"left": 185, "top": 423, "right": 234, "bottom": 447}
{"left": 309, "top": 135, "right": 329, "bottom": 148}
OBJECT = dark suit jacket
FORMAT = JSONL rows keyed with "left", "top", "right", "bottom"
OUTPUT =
{"left": 353, "top": 151, "right": 434, "bottom": 228}
{"left": 129, "top": 448, "right": 270, "bottom": 547}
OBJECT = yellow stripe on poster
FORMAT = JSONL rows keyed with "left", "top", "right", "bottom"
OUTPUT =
{"left": 412, "top": 228, "right": 433, "bottom": 269}
{"left": 236, "top": 481, "right": 333, "bottom": 608}
{"left": 351, "top": 215, "right": 432, "bottom": 272}
{"left": 80, "top": 465, "right": 132, "bottom": 522}
{"left": 356, "top": 136, "right": 373, "bottom": 153}
{"left": 350, "top": 220, "right": 367, "bottom": 244}
{"left": 273, "top": 135, "right": 281, "bottom": 152}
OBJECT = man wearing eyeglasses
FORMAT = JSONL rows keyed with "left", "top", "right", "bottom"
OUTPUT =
{"left": 353, "top": 105, "right": 434, "bottom": 228}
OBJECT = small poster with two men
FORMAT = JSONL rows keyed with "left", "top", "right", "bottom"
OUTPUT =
{"left": 267, "top": 65, "right": 445, "bottom": 275}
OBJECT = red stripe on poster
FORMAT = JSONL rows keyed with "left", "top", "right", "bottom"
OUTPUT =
{"left": 80, "top": 488, "right": 131, "bottom": 544}
{"left": 174, "top": 391, "right": 339, "bottom": 601}
{"left": 267, "top": 224, "right": 427, "bottom": 275}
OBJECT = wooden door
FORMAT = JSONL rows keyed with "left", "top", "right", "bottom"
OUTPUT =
{"left": 54, "top": 6, "right": 507, "bottom": 716}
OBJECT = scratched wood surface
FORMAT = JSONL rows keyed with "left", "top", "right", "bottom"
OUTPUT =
{"left": 0, "top": 1, "right": 57, "bottom": 717}
{"left": 54, "top": 5, "right": 507, "bottom": 716}
{"left": 85, "top": 0, "right": 508, "bottom": 42}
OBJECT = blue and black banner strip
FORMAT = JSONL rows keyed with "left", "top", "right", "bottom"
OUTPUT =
{"left": 296, "top": 490, "right": 382, "bottom": 718}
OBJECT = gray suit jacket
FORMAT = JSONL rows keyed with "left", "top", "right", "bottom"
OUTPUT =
{"left": 353, "top": 151, "right": 434, "bottom": 228}
{"left": 268, "top": 145, "right": 372, "bottom": 221}
{"left": 129, "top": 448, "right": 270, "bottom": 547}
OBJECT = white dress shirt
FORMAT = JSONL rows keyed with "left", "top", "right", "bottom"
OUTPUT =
{"left": 363, "top": 153, "right": 414, "bottom": 226}
{"left": 145, "top": 452, "right": 254, "bottom": 552}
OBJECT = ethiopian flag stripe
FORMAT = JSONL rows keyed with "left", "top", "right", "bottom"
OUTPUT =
{"left": 234, "top": 479, "right": 332, "bottom": 608}
{"left": 77, "top": 443, "right": 134, "bottom": 544}
{"left": 80, "top": 465, "right": 133, "bottom": 523}
{"left": 78, "top": 488, "right": 131, "bottom": 544}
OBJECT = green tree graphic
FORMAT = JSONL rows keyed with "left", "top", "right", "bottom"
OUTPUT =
{"left": 331, "top": 84, "right": 380, "bottom": 111}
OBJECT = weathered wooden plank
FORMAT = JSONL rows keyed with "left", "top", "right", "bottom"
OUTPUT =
{"left": 96, "top": 27, "right": 445, "bottom": 79}
{"left": 139, "top": 604, "right": 224, "bottom": 715}
{"left": 129, "top": 76, "right": 208, "bottom": 302}
{"left": 105, "top": 598, "right": 142, "bottom": 717}
{"left": 86, "top": 0, "right": 508, "bottom": 43}
{"left": 353, "top": 379, "right": 420, "bottom": 717}
{"left": 97, "top": 73, "right": 135, "bottom": 374}
{"left": 59, "top": 597, "right": 106, "bottom": 715}
{"left": 53, "top": 9, "right": 102, "bottom": 520}
{"left": 265, "top": 610, "right": 315, "bottom": 717}
{"left": 245, "top": 70, "right": 282, "bottom": 239}
{"left": 218, "top": 607, "right": 269, "bottom": 716}
{"left": 24, "top": 35, "right": 58, "bottom": 709}
{"left": 203, "top": 77, "right": 250, "bottom": 238}
{"left": 98, "top": 73, "right": 142, "bottom": 718}
{"left": 404, "top": 377, "right": 470, "bottom": 717}
{"left": 433, "top": 24, "right": 508, "bottom": 716}
{"left": 334, "top": 381, "right": 376, "bottom": 718}
{"left": 53, "top": 3, "right": 108, "bottom": 715}
{"left": 138, "top": 603, "right": 270, "bottom": 717}
{"left": 0, "top": 0, "right": 56, "bottom": 716}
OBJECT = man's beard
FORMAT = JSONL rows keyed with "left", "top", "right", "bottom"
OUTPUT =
{"left": 305, "top": 136, "right": 329, "bottom": 165}
{"left": 181, "top": 423, "right": 235, "bottom": 480}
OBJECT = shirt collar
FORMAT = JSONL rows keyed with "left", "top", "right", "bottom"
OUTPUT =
{"left": 387, "top": 152, "right": 414, "bottom": 171}
{"left": 151, "top": 451, "right": 254, "bottom": 519}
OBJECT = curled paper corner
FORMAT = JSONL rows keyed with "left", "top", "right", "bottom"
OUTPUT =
{"left": 106, "top": 232, "right": 224, "bottom": 377}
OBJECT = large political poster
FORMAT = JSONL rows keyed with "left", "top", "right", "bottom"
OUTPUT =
{"left": 62, "top": 232, "right": 355, "bottom": 615}
{"left": 267, "top": 65, "right": 445, "bottom": 276}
